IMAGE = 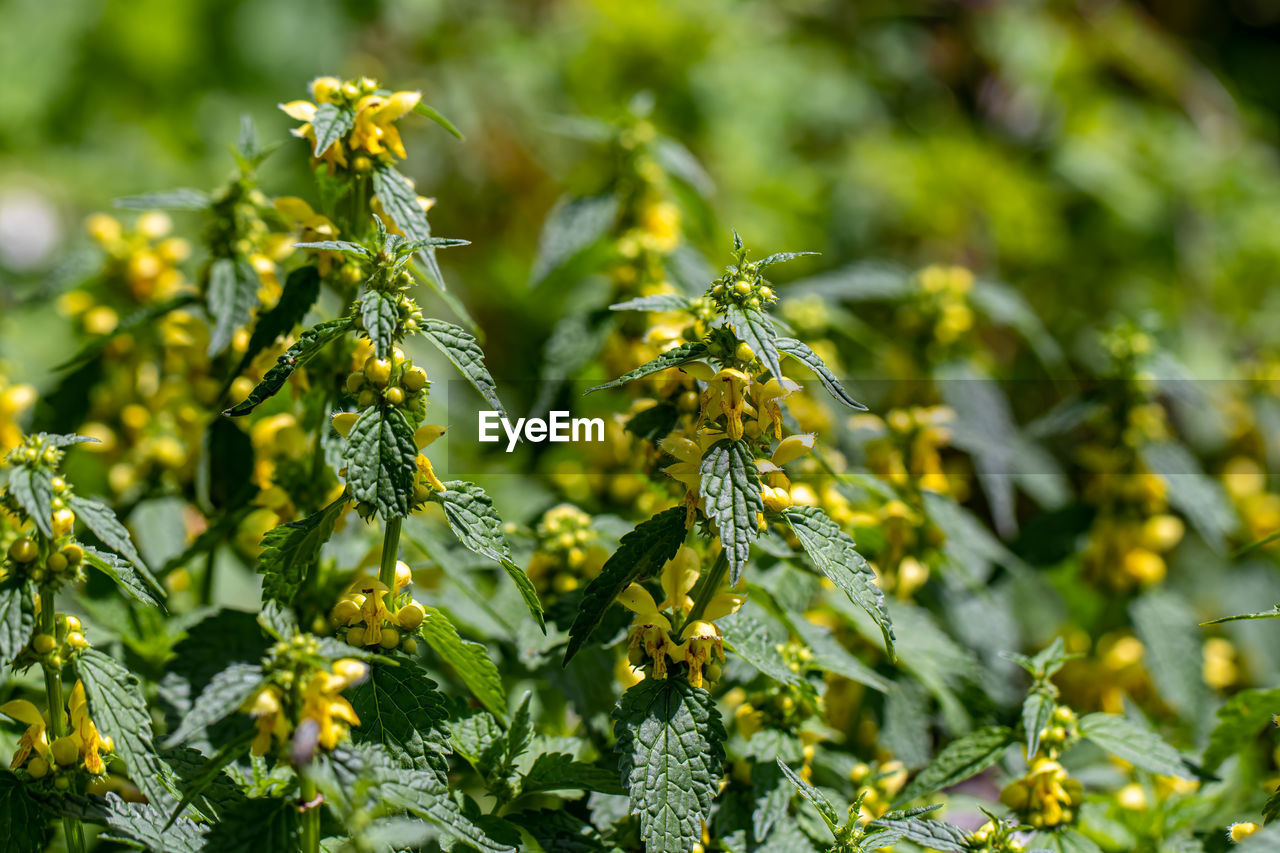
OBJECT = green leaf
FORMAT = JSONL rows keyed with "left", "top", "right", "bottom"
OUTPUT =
{"left": 776, "top": 758, "right": 839, "bottom": 832}
{"left": 1131, "top": 591, "right": 1209, "bottom": 724}
{"left": 1140, "top": 441, "right": 1237, "bottom": 552}
{"left": 1201, "top": 606, "right": 1280, "bottom": 625}
{"left": 235, "top": 266, "right": 321, "bottom": 375}
{"left": 564, "top": 507, "right": 687, "bottom": 664}
{"left": 207, "top": 256, "right": 261, "bottom": 356}
{"left": 292, "top": 239, "right": 371, "bottom": 257}
{"left": 310, "top": 102, "right": 354, "bottom": 157}
{"left": 775, "top": 336, "right": 865, "bottom": 410}
{"left": 0, "top": 769, "right": 51, "bottom": 852}
{"left": 420, "top": 317, "right": 505, "bottom": 417}
{"left": 723, "top": 303, "right": 781, "bottom": 381}
{"left": 529, "top": 194, "right": 620, "bottom": 287}
{"left": 418, "top": 605, "right": 507, "bottom": 720}
{"left": 257, "top": 495, "right": 348, "bottom": 604}
{"left": 202, "top": 796, "right": 299, "bottom": 853}
{"left": 520, "top": 753, "right": 625, "bottom": 797}
{"left": 435, "top": 481, "right": 544, "bottom": 629}
{"left": 102, "top": 791, "right": 208, "bottom": 852}
{"left": 114, "top": 188, "right": 211, "bottom": 210}
{"left": 348, "top": 658, "right": 452, "bottom": 780}
{"left": 895, "top": 726, "right": 1014, "bottom": 803}
{"left": 0, "top": 579, "right": 32, "bottom": 683}
{"left": 610, "top": 294, "right": 693, "bottom": 313}
{"left": 360, "top": 290, "right": 400, "bottom": 358}
{"left": 757, "top": 251, "right": 819, "bottom": 269}
{"left": 718, "top": 610, "right": 803, "bottom": 687}
{"left": 164, "top": 727, "right": 257, "bottom": 830}
{"left": 783, "top": 505, "right": 894, "bottom": 657}
{"left": 412, "top": 101, "right": 464, "bottom": 139}
{"left": 586, "top": 341, "right": 709, "bottom": 394}
{"left": 871, "top": 815, "right": 968, "bottom": 852}
{"left": 507, "top": 808, "right": 613, "bottom": 853}
{"left": 57, "top": 293, "right": 198, "bottom": 371}
{"left": 614, "top": 676, "right": 725, "bottom": 853}
{"left": 372, "top": 165, "right": 450, "bottom": 289}
{"left": 7, "top": 464, "right": 55, "bottom": 538}
{"left": 163, "top": 663, "right": 265, "bottom": 748}
{"left": 344, "top": 405, "right": 417, "bottom": 518}
{"left": 1203, "top": 687, "right": 1280, "bottom": 771}
{"left": 67, "top": 494, "right": 150, "bottom": 575}
{"left": 1264, "top": 789, "right": 1280, "bottom": 825}
{"left": 1077, "top": 713, "right": 1193, "bottom": 779}
{"left": 77, "top": 648, "right": 177, "bottom": 807}
{"left": 1028, "top": 829, "right": 1104, "bottom": 853}
{"left": 82, "top": 544, "right": 164, "bottom": 608}
{"left": 224, "top": 317, "right": 353, "bottom": 416}
{"left": 1022, "top": 688, "right": 1056, "bottom": 760}
{"left": 699, "top": 439, "right": 763, "bottom": 584}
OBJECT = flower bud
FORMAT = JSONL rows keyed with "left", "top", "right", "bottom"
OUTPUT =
{"left": 61, "top": 544, "right": 83, "bottom": 566}
{"left": 46, "top": 553, "right": 68, "bottom": 574}
{"left": 332, "top": 412, "right": 359, "bottom": 438}
{"left": 385, "top": 386, "right": 405, "bottom": 406}
{"left": 397, "top": 601, "right": 425, "bottom": 631}
{"left": 33, "top": 634, "right": 56, "bottom": 655}
{"left": 26, "top": 757, "right": 49, "bottom": 779}
{"left": 346, "top": 373, "right": 365, "bottom": 393}
{"left": 379, "top": 627, "right": 400, "bottom": 649}
{"left": 403, "top": 366, "right": 428, "bottom": 391}
{"left": 52, "top": 736, "right": 79, "bottom": 767}
{"left": 52, "top": 508, "right": 76, "bottom": 538}
{"left": 8, "top": 538, "right": 37, "bottom": 564}
{"left": 401, "top": 637, "right": 418, "bottom": 654}
{"left": 365, "top": 358, "right": 392, "bottom": 388}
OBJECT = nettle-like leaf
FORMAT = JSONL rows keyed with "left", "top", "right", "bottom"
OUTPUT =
{"left": 434, "top": 481, "right": 544, "bottom": 629}
{"left": 775, "top": 336, "right": 866, "bottom": 410}
{"left": 0, "top": 770, "right": 53, "bottom": 851}
{"left": 614, "top": 677, "right": 725, "bottom": 853}
{"left": 207, "top": 256, "right": 261, "bottom": 357}
{"left": 564, "top": 506, "right": 687, "bottom": 664}
{"left": 1021, "top": 688, "right": 1056, "bottom": 760}
{"left": 783, "top": 505, "right": 894, "bottom": 657}
{"left": 1203, "top": 686, "right": 1280, "bottom": 771}
{"left": 224, "top": 317, "right": 353, "bottom": 416}
{"left": 1202, "top": 606, "right": 1280, "bottom": 625}
{"left": 520, "top": 752, "right": 624, "bottom": 797}
{"left": 68, "top": 494, "right": 149, "bottom": 574}
{"left": 100, "top": 791, "right": 208, "bottom": 853}
{"left": 718, "top": 610, "right": 804, "bottom": 688}
{"left": 420, "top": 317, "right": 506, "bottom": 417}
{"left": 412, "top": 100, "right": 464, "bottom": 139}
{"left": 0, "top": 579, "right": 33, "bottom": 683}
{"left": 235, "top": 265, "right": 321, "bottom": 375}
{"left": 202, "top": 796, "right": 299, "bottom": 853}
{"left": 873, "top": 813, "right": 968, "bottom": 852}
{"left": 418, "top": 605, "right": 507, "bottom": 721}
{"left": 723, "top": 303, "right": 782, "bottom": 381}
{"left": 776, "top": 758, "right": 839, "bottom": 831}
{"left": 529, "top": 193, "right": 620, "bottom": 288}
{"left": 257, "top": 495, "right": 348, "bottom": 604}
{"left": 349, "top": 658, "right": 452, "bottom": 780}
{"left": 344, "top": 405, "right": 418, "bottom": 518}
{"left": 1077, "top": 713, "right": 1193, "bottom": 779}
{"left": 163, "top": 663, "right": 265, "bottom": 748}
{"left": 164, "top": 727, "right": 257, "bottom": 830}
{"left": 7, "top": 464, "right": 56, "bottom": 538}
{"left": 292, "top": 239, "right": 371, "bottom": 257}
{"left": 114, "top": 188, "right": 211, "bottom": 210}
{"left": 699, "top": 439, "right": 763, "bottom": 585}
{"left": 310, "top": 102, "right": 355, "bottom": 157}
{"left": 586, "top": 341, "right": 710, "bottom": 394}
{"left": 360, "top": 289, "right": 400, "bottom": 358}
{"left": 82, "top": 544, "right": 164, "bottom": 608}
{"left": 372, "top": 165, "right": 450, "bottom": 289}
{"left": 610, "top": 293, "right": 694, "bottom": 313}
{"left": 895, "top": 726, "right": 1014, "bottom": 804}
{"left": 77, "top": 648, "right": 178, "bottom": 807}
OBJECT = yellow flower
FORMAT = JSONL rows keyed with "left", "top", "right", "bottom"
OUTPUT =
{"left": 671, "top": 620, "right": 723, "bottom": 688}
{"left": 300, "top": 660, "right": 366, "bottom": 751}
{"left": 703, "top": 368, "right": 752, "bottom": 441}
{"left": 68, "top": 680, "right": 110, "bottom": 775}
{"left": 0, "top": 698, "right": 51, "bottom": 770}
{"left": 0, "top": 378, "right": 36, "bottom": 454}
{"left": 243, "top": 684, "right": 289, "bottom": 756}
{"left": 350, "top": 91, "right": 421, "bottom": 160}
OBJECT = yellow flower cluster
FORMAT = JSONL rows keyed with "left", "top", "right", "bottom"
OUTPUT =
{"left": 526, "top": 504, "right": 608, "bottom": 595}
{"left": 1, "top": 681, "right": 112, "bottom": 780}
{"left": 330, "top": 562, "right": 425, "bottom": 653}
{"left": 1079, "top": 468, "right": 1183, "bottom": 590}
{"left": 619, "top": 546, "right": 744, "bottom": 688}
{"left": 968, "top": 817, "right": 1027, "bottom": 853}
{"left": 1000, "top": 757, "right": 1084, "bottom": 829}
{"left": 849, "top": 759, "right": 909, "bottom": 821}
{"left": 1222, "top": 456, "right": 1280, "bottom": 550}
{"left": 908, "top": 264, "right": 976, "bottom": 347}
{"left": 242, "top": 657, "right": 368, "bottom": 756}
{"left": 856, "top": 406, "right": 959, "bottom": 497}
{"left": 281, "top": 76, "right": 423, "bottom": 171}
{"left": 0, "top": 374, "right": 36, "bottom": 455}
{"left": 80, "top": 211, "right": 190, "bottom": 306}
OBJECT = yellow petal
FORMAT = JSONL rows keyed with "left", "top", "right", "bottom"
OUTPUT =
{"left": 0, "top": 700, "right": 46, "bottom": 729}
{"left": 378, "top": 91, "right": 421, "bottom": 123}
{"left": 702, "top": 593, "right": 746, "bottom": 622}
{"left": 332, "top": 411, "right": 359, "bottom": 438}
{"left": 310, "top": 77, "right": 342, "bottom": 103}
{"left": 772, "top": 433, "right": 816, "bottom": 466}
{"left": 617, "top": 583, "right": 660, "bottom": 616}
{"left": 274, "top": 196, "right": 317, "bottom": 223}
{"left": 415, "top": 424, "right": 446, "bottom": 448}
{"left": 280, "top": 100, "right": 318, "bottom": 122}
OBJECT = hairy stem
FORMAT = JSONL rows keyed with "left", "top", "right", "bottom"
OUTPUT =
{"left": 675, "top": 549, "right": 729, "bottom": 642}
{"left": 377, "top": 516, "right": 403, "bottom": 593}
{"left": 299, "top": 774, "right": 320, "bottom": 853}
{"left": 40, "top": 585, "right": 86, "bottom": 853}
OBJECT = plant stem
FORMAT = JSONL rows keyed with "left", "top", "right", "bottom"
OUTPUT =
{"left": 299, "top": 773, "right": 320, "bottom": 853}
{"left": 377, "top": 516, "right": 403, "bottom": 592}
{"left": 40, "top": 585, "right": 85, "bottom": 853}
{"left": 200, "top": 549, "right": 216, "bottom": 606}
{"left": 675, "top": 549, "right": 729, "bottom": 642}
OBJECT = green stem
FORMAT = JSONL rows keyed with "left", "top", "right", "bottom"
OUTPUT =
{"left": 299, "top": 774, "right": 320, "bottom": 853}
{"left": 675, "top": 549, "right": 729, "bottom": 642}
{"left": 200, "top": 549, "right": 216, "bottom": 606}
{"left": 40, "top": 585, "right": 86, "bottom": 853}
{"left": 377, "top": 516, "right": 403, "bottom": 592}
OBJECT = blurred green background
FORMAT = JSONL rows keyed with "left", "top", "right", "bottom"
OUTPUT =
{"left": 3, "top": 0, "right": 1280, "bottom": 379}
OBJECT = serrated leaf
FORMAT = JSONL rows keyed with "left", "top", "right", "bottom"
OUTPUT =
{"left": 68, "top": 494, "right": 150, "bottom": 576}
{"left": 776, "top": 758, "right": 839, "bottom": 831}
{"left": 372, "top": 165, "right": 450, "bottom": 289}
{"left": 344, "top": 406, "right": 417, "bottom": 518}
{"left": 1022, "top": 688, "right": 1056, "bottom": 759}
{"left": 77, "top": 648, "right": 177, "bottom": 807}
{"left": 348, "top": 658, "right": 451, "bottom": 780}
{"left": 202, "top": 796, "right": 299, "bottom": 853}
{"left": 103, "top": 790, "right": 208, "bottom": 852}
{"left": 57, "top": 293, "right": 198, "bottom": 371}
{"left": 207, "top": 256, "right": 261, "bottom": 356}
{"left": 609, "top": 294, "right": 694, "bottom": 313}
{"left": 586, "top": 341, "right": 709, "bottom": 394}
{"left": 435, "top": 481, "right": 544, "bottom": 629}
{"left": 783, "top": 505, "right": 893, "bottom": 657}
{"left": 81, "top": 544, "right": 164, "bottom": 608}
{"left": 699, "top": 439, "right": 763, "bottom": 585}
{"left": 1203, "top": 687, "right": 1280, "bottom": 771}
{"left": 310, "top": 102, "right": 354, "bottom": 158}
{"left": 1077, "top": 713, "right": 1193, "bottom": 779}
{"left": 164, "top": 727, "right": 257, "bottom": 830}
{"left": 520, "top": 753, "right": 625, "bottom": 797}
{"left": 224, "top": 317, "right": 352, "bottom": 416}
{"left": 872, "top": 816, "right": 968, "bottom": 851}
{"left": 750, "top": 760, "right": 791, "bottom": 842}
{"left": 718, "top": 610, "right": 802, "bottom": 687}
{"left": 0, "top": 579, "right": 32, "bottom": 683}
{"left": 564, "top": 507, "right": 687, "bottom": 664}
{"left": 1131, "top": 591, "right": 1208, "bottom": 724}
{"left": 0, "top": 769, "right": 51, "bottom": 852}
{"left": 724, "top": 303, "right": 781, "bottom": 381}
{"left": 163, "top": 663, "right": 264, "bottom": 748}
{"left": 258, "top": 598, "right": 299, "bottom": 642}
{"left": 1202, "top": 606, "right": 1280, "bottom": 625}
{"left": 614, "top": 676, "right": 725, "bottom": 853}
{"left": 756, "top": 251, "right": 818, "bottom": 269}
{"left": 235, "top": 265, "right": 321, "bottom": 375}
{"left": 114, "top": 188, "right": 211, "bottom": 210}
{"left": 293, "top": 239, "right": 371, "bottom": 257}
{"left": 412, "top": 101, "right": 464, "bottom": 139}
{"left": 895, "top": 726, "right": 1014, "bottom": 803}
{"left": 257, "top": 495, "right": 347, "bottom": 604}
{"left": 775, "top": 337, "right": 865, "bottom": 409}
{"left": 361, "top": 291, "right": 400, "bottom": 356}
{"left": 530, "top": 194, "right": 620, "bottom": 287}
{"left": 419, "top": 605, "right": 506, "bottom": 720}
{"left": 7, "top": 464, "right": 55, "bottom": 538}
{"left": 420, "top": 317, "right": 505, "bottom": 417}
{"left": 508, "top": 808, "right": 613, "bottom": 853}
{"left": 1029, "top": 829, "right": 1104, "bottom": 853}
